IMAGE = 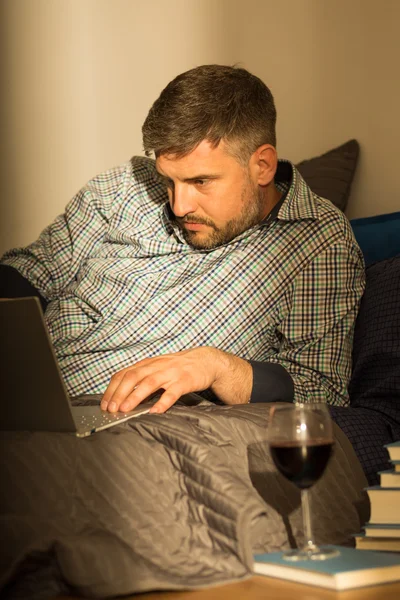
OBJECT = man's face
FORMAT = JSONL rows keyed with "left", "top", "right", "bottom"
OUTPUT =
{"left": 156, "top": 140, "right": 269, "bottom": 249}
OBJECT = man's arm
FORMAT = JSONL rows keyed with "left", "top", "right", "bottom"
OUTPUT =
{"left": 265, "top": 239, "right": 365, "bottom": 405}
{"left": 100, "top": 238, "right": 364, "bottom": 413}
{"left": 0, "top": 163, "right": 127, "bottom": 301}
{"left": 101, "top": 347, "right": 295, "bottom": 413}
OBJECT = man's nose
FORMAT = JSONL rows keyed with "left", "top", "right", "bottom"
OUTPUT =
{"left": 170, "top": 184, "right": 197, "bottom": 217}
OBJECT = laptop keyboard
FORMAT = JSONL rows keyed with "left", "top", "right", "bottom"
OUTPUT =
{"left": 77, "top": 411, "right": 133, "bottom": 428}
{"left": 72, "top": 402, "right": 156, "bottom": 435}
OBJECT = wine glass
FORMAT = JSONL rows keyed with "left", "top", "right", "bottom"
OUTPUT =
{"left": 268, "top": 402, "right": 339, "bottom": 561}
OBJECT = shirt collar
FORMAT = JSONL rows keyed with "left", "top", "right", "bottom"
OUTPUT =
{"left": 275, "top": 160, "right": 319, "bottom": 222}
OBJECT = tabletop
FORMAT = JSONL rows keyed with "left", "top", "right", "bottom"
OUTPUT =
{"left": 56, "top": 574, "right": 400, "bottom": 600}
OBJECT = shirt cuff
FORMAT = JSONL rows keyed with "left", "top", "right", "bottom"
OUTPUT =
{"left": 249, "top": 360, "right": 294, "bottom": 403}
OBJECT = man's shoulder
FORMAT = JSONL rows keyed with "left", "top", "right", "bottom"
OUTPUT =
{"left": 303, "top": 196, "right": 361, "bottom": 264}
{"left": 83, "top": 156, "right": 164, "bottom": 206}
{"left": 87, "top": 156, "right": 157, "bottom": 186}
{"left": 313, "top": 194, "right": 352, "bottom": 233}
{"left": 276, "top": 165, "right": 362, "bottom": 266}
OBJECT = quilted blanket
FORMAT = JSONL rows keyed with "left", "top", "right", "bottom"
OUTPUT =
{"left": 0, "top": 397, "right": 369, "bottom": 599}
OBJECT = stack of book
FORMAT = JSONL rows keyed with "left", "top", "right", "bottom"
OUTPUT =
{"left": 355, "top": 440, "right": 400, "bottom": 552}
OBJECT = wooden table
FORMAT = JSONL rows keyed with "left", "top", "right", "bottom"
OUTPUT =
{"left": 56, "top": 574, "right": 400, "bottom": 600}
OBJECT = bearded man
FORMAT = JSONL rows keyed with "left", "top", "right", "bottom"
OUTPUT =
{"left": 0, "top": 64, "right": 365, "bottom": 413}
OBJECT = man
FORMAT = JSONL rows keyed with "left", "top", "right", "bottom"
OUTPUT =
{"left": 0, "top": 65, "right": 365, "bottom": 415}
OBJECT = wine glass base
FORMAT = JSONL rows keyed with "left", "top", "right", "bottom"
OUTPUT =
{"left": 282, "top": 546, "right": 340, "bottom": 562}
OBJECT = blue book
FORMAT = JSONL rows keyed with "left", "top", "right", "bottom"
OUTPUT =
{"left": 253, "top": 546, "right": 400, "bottom": 590}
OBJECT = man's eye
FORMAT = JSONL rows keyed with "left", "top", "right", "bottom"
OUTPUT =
{"left": 194, "top": 179, "right": 205, "bottom": 186}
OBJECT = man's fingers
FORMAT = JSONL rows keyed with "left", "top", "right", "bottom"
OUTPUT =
{"left": 101, "top": 369, "right": 140, "bottom": 411}
{"left": 118, "top": 374, "right": 164, "bottom": 412}
{"left": 101, "top": 372, "right": 125, "bottom": 410}
{"left": 102, "top": 360, "right": 161, "bottom": 408}
{"left": 108, "top": 369, "right": 170, "bottom": 412}
{"left": 101, "top": 348, "right": 217, "bottom": 414}
{"left": 101, "top": 357, "right": 176, "bottom": 410}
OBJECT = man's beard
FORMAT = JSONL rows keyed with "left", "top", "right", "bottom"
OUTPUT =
{"left": 175, "top": 176, "right": 265, "bottom": 250}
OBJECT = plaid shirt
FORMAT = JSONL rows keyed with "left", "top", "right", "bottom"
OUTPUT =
{"left": 1, "top": 157, "right": 365, "bottom": 404}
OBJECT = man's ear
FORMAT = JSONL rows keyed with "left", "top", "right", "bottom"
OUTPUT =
{"left": 250, "top": 144, "right": 278, "bottom": 186}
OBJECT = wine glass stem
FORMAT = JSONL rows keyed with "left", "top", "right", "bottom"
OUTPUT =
{"left": 301, "top": 489, "right": 315, "bottom": 551}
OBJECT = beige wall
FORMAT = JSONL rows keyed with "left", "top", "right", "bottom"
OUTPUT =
{"left": 1, "top": 0, "right": 400, "bottom": 255}
{"left": 229, "top": 0, "right": 400, "bottom": 219}
{"left": 0, "top": 0, "right": 234, "bottom": 254}
{"left": 313, "top": 0, "right": 400, "bottom": 220}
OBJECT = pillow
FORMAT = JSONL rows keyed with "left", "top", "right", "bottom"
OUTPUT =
{"left": 349, "top": 255, "right": 400, "bottom": 426}
{"left": 350, "top": 211, "right": 400, "bottom": 266}
{"left": 296, "top": 139, "right": 359, "bottom": 212}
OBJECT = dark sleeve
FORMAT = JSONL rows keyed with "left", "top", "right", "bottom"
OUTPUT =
{"left": 249, "top": 360, "right": 294, "bottom": 403}
{"left": 0, "top": 264, "right": 48, "bottom": 311}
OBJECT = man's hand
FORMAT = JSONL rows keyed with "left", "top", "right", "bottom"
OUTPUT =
{"left": 101, "top": 347, "right": 253, "bottom": 414}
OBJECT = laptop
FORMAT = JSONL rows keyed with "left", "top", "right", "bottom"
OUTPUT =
{"left": 0, "top": 296, "right": 158, "bottom": 437}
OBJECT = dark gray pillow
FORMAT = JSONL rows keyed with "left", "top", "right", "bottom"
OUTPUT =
{"left": 296, "top": 139, "right": 360, "bottom": 212}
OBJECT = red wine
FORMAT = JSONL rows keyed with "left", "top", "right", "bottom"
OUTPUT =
{"left": 270, "top": 440, "right": 333, "bottom": 489}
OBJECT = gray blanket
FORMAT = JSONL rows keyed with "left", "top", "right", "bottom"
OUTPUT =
{"left": 0, "top": 398, "right": 369, "bottom": 599}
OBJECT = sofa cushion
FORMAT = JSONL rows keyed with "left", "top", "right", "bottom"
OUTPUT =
{"left": 295, "top": 139, "right": 359, "bottom": 212}
{"left": 349, "top": 255, "right": 400, "bottom": 426}
{"left": 330, "top": 255, "right": 400, "bottom": 486}
{"left": 350, "top": 211, "right": 400, "bottom": 266}
{"left": 329, "top": 405, "right": 399, "bottom": 486}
